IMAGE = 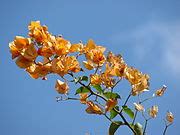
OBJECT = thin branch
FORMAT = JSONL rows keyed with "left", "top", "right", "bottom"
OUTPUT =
{"left": 104, "top": 113, "right": 122, "bottom": 125}
{"left": 142, "top": 112, "right": 151, "bottom": 135}
{"left": 143, "top": 119, "right": 148, "bottom": 135}
{"left": 163, "top": 121, "right": 172, "bottom": 135}
{"left": 139, "top": 96, "right": 155, "bottom": 104}
{"left": 56, "top": 96, "right": 80, "bottom": 102}
{"left": 120, "top": 92, "right": 132, "bottom": 113}
{"left": 132, "top": 110, "right": 138, "bottom": 124}
{"left": 77, "top": 80, "right": 136, "bottom": 135}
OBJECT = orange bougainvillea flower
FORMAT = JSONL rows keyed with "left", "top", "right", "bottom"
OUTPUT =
{"left": 79, "top": 93, "right": 88, "bottom": 104}
{"left": 15, "top": 56, "right": 33, "bottom": 69}
{"left": 100, "top": 73, "right": 115, "bottom": 88}
{"left": 83, "top": 61, "right": 94, "bottom": 70}
{"left": 54, "top": 36, "right": 71, "bottom": 56}
{"left": 28, "top": 21, "right": 50, "bottom": 43}
{"left": 21, "top": 44, "right": 38, "bottom": 61}
{"left": 105, "top": 99, "right": 118, "bottom": 112}
{"left": 106, "top": 52, "right": 127, "bottom": 77}
{"left": 148, "top": 105, "right": 158, "bottom": 118}
{"left": 83, "top": 39, "right": 106, "bottom": 66}
{"left": 52, "top": 55, "right": 81, "bottom": 76}
{"left": 9, "top": 36, "right": 32, "bottom": 59}
{"left": 26, "top": 63, "right": 51, "bottom": 79}
{"left": 125, "top": 67, "right": 144, "bottom": 85}
{"left": 133, "top": 103, "right": 145, "bottom": 112}
{"left": 90, "top": 74, "right": 102, "bottom": 85}
{"left": 85, "top": 101, "right": 103, "bottom": 115}
{"left": 155, "top": 85, "right": 167, "bottom": 97}
{"left": 85, "top": 49, "right": 106, "bottom": 66}
{"left": 55, "top": 80, "right": 69, "bottom": 94}
{"left": 132, "top": 75, "right": 150, "bottom": 96}
{"left": 69, "top": 43, "right": 83, "bottom": 53}
{"left": 125, "top": 67, "right": 150, "bottom": 96}
{"left": 166, "top": 111, "right": 174, "bottom": 123}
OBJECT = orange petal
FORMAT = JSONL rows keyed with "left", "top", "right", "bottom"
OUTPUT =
{"left": 16, "top": 56, "right": 33, "bottom": 69}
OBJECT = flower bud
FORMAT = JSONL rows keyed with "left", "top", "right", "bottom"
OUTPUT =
{"left": 155, "top": 85, "right": 167, "bottom": 97}
{"left": 148, "top": 105, "right": 158, "bottom": 118}
{"left": 133, "top": 103, "right": 145, "bottom": 112}
{"left": 166, "top": 111, "right": 174, "bottom": 123}
{"left": 55, "top": 80, "right": 69, "bottom": 94}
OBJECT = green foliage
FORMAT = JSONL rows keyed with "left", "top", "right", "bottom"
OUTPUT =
{"left": 92, "top": 84, "right": 103, "bottom": 93}
{"left": 104, "top": 92, "right": 121, "bottom": 99}
{"left": 109, "top": 121, "right": 124, "bottom": 135}
{"left": 133, "top": 123, "right": 143, "bottom": 135}
{"left": 110, "top": 106, "right": 119, "bottom": 119}
{"left": 74, "top": 76, "right": 88, "bottom": 84}
{"left": 122, "top": 106, "right": 134, "bottom": 119}
{"left": 75, "top": 86, "right": 90, "bottom": 95}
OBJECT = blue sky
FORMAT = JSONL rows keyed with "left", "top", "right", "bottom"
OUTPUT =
{"left": 0, "top": 0, "right": 180, "bottom": 134}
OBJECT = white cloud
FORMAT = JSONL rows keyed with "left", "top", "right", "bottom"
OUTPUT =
{"left": 110, "top": 21, "right": 180, "bottom": 75}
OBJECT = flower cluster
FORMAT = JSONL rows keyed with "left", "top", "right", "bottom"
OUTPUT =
{"left": 9, "top": 21, "right": 174, "bottom": 135}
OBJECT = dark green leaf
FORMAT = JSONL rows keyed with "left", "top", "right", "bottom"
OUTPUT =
{"left": 81, "top": 76, "right": 88, "bottom": 82}
{"left": 75, "top": 87, "right": 90, "bottom": 95}
{"left": 109, "top": 121, "right": 123, "bottom": 135}
{"left": 104, "top": 92, "right": 121, "bottom": 99}
{"left": 122, "top": 106, "right": 134, "bottom": 119}
{"left": 73, "top": 76, "right": 88, "bottom": 84}
{"left": 134, "top": 123, "right": 143, "bottom": 135}
{"left": 110, "top": 106, "right": 119, "bottom": 119}
{"left": 92, "top": 84, "right": 103, "bottom": 93}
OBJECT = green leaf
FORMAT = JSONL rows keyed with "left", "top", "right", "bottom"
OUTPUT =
{"left": 73, "top": 76, "right": 88, "bottom": 84}
{"left": 92, "top": 84, "right": 103, "bottom": 93}
{"left": 109, "top": 121, "right": 123, "bottom": 135}
{"left": 75, "top": 87, "right": 90, "bottom": 95}
{"left": 104, "top": 92, "right": 121, "bottom": 99}
{"left": 134, "top": 123, "right": 143, "bottom": 135}
{"left": 122, "top": 106, "right": 134, "bottom": 119}
{"left": 81, "top": 76, "right": 88, "bottom": 82}
{"left": 110, "top": 106, "right": 119, "bottom": 119}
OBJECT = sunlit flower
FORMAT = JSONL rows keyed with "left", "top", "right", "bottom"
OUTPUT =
{"left": 148, "top": 105, "right": 158, "bottom": 118}
{"left": 69, "top": 43, "right": 83, "bottom": 53}
{"left": 15, "top": 56, "right": 33, "bottom": 69}
{"left": 105, "top": 99, "right": 118, "bottom": 112}
{"left": 125, "top": 67, "right": 150, "bottom": 96}
{"left": 52, "top": 56, "right": 80, "bottom": 76}
{"left": 28, "top": 21, "right": 50, "bottom": 43}
{"left": 90, "top": 74, "right": 102, "bottom": 85}
{"left": 79, "top": 93, "right": 88, "bottom": 104}
{"left": 9, "top": 36, "right": 32, "bottom": 59}
{"left": 37, "top": 41, "right": 54, "bottom": 57}
{"left": 83, "top": 61, "right": 94, "bottom": 70}
{"left": 101, "top": 73, "right": 115, "bottom": 88}
{"left": 54, "top": 36, "right": 71, "bottom": 56}
{"left": 83, "top": 39, "right": 106, "bottom": 66}
{"left": 133, "top": 103, "right": 145, "bottom": 112}
{"left": 21, "top": 44, "right": 38, "bottom": 61}
{"left": 26, "top": 63, "right": 51, "bottom": 79}
{"left": 166, "top": 111, "right": 174, "bottom": 123}
{"left": 85, "top": 101, "right": 103, "bottom": 115}
{"left": 155, "top": 85, "right": 167, "bottom": 97}
{"left": 125, "top": 67, "right": 148, "bottom": 85}
{"left": 55, "top": 80, "right": 69, "bottom": 94}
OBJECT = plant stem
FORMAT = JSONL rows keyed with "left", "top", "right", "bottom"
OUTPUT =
{"left": 78, "top": 81, "right": 137, "bottom": 135}
{"left": 143, "top": 119, "right": 148, "bottom": 135}
{"left": 163, "top": 123, "right": 172, "bottom": 135}
{"left": 120, "top": 92, "right": 132, "bottom": 113}
{"left": 132, "top": 110, "right": 138, "bottom": 124}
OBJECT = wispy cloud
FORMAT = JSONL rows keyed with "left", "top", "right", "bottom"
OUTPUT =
{"left": 110, "top": 21, "right": 180, "bottom": 75}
